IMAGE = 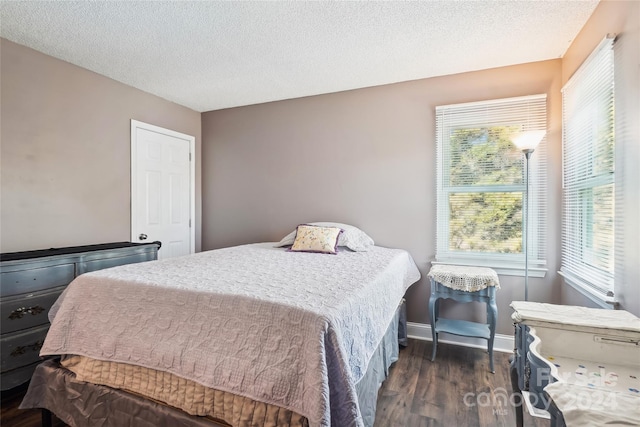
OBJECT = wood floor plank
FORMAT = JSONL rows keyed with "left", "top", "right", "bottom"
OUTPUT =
{"left": 374, "top": 391, "right": 413, "bottom": 427}
{"left": 474, "top": 355, "right": 506, "bottom": 426}
{"left": 409, "top": 342, "right": 448, "bottom": 420}
{"left": 436, "top": 345, "right": 479, "bottom": 427}
{"left": 403, "top": 413, "right": 437, "bottom": 427}
{"left": 382, "top": 339, "right": 426, "bottom": 394}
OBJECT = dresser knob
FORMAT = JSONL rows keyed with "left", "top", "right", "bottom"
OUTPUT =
{"left": 10, "top": 340, "right": 44, "bottom": 357}
{"left": 8, "top": 305, "right": 45, "bottom": 320}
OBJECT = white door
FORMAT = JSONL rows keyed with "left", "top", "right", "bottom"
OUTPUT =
{"left": 131, "top": 120, "right": 195, "bottom": 260}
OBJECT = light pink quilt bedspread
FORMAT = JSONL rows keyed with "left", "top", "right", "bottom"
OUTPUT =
{"left": 41, "top": 243, "right": 420, "bottom": 427}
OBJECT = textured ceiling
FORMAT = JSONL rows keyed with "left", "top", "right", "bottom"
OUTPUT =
{"left": 1, "top": 1, "right": 599, "bottom": 112}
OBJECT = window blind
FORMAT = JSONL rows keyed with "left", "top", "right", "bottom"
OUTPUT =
{"left": 613, "top": 33, "right": 632, "bottom": 303}
{"left": 561, "top": 37, "right": 615, "bottom": 295}
{"left": 435, "top": 94, "right": 547, "bottom": 269}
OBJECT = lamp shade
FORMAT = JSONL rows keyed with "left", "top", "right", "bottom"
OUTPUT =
{"left": 512, "top": 130, "right": 546, "bottom": 151}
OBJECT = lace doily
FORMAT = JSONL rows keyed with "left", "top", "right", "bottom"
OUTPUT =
{"left": 428, "top": 264, "right": 500, "bottom": 292}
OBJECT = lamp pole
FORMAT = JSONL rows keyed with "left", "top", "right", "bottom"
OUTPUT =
{"left": 512, "top": 129, "right": 544, "bottom": 302}
{"left": 523, "top": 149, "right": 533, "bottom": 301}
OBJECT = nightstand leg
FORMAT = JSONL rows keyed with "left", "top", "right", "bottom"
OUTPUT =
{"left": 429, "top": 294, "right": 438, "bottom": 361}
{"left": 487, "top": 297, "right": 498, "bottom": 373}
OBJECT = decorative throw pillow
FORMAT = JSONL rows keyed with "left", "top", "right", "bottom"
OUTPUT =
{"left": 276, "top": 222, "right": 374, "bottom": 252}
{"left": 289, "top": 224, "right": 343, "bottom": 254}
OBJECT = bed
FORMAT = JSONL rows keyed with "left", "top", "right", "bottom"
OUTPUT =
{"left": 20, "top": 224, "right": 420, "bottom": 427}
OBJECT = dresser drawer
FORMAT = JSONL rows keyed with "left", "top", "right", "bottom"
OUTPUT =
{"left": 77, "top": 251, "right": 155, "bottom": 274}
{"left": 1, "top": 360, "right": 42, "bottom": 391}
{"left": 1, "top": 287, "right": 64, "bottom": 334}
{"left": 1, "top": 325, "right": 49, "bottom": 373}
{"left": 1, "top": 263, "right": 75, "bottom": 297}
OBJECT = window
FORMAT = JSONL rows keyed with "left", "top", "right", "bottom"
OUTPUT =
{"left": 561, "top": 37, "right": 615, "bottom": 299}
{"left": 435, "top": 95, "right": 547, "bottom": 275}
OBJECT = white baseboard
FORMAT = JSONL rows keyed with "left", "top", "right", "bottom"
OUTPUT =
{"left": 407, "top": 321, "right": 514, "bottom": 353}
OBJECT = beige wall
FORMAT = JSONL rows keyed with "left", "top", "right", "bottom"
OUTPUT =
{"left": 1, "top": 39, "right": 202, "bottom": 253}
{"left": 201, "top": 0, "right": 640, "bottom": 331}
{"left": 560, "top": 0, "right": 640, "bottom": 316}
{"left": 202, "top": 59, "right": 563, "bottom": 335}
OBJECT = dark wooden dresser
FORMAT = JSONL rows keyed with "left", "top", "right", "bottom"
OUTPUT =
{"left": 0, "top": 241, "right": 161, "bottom": 390}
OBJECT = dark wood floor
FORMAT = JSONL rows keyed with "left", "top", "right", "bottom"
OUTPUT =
{"left": 1, "top": 381, "right": 64, "bottom": 427}
{"left": 1, "top": 340, "right": 546, "bottom": 427}
{"left": 374, "top": 340, "right": 545, "bottom": 427}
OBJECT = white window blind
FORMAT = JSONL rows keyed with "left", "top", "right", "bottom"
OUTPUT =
{"left": 435, "top": 94, "right": 547, "bottom": 272}
{"left": 613, "top": 32, "right": 633, "bottom": 306}
{"left": 561, "top": 37, "right": 615, "bottom": 296}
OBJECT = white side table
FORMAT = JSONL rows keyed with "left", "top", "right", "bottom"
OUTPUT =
{"left": 428, "top": 264, "right": 500, "bottom": 372}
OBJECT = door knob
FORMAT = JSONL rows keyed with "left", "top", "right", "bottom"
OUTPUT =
{"left": 139, "top": 233, "right": 148, "bottom": 240}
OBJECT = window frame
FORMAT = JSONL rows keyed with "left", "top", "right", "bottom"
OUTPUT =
{"left": 435, "top": 95, "right": 548, "bottom": 277}
{"left": 560, "top": 36, "right": 615, "bottom": 304}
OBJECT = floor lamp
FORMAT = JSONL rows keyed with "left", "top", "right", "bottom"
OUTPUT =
{"left": 512, "top": 130, "right": 546, "bottom": 301}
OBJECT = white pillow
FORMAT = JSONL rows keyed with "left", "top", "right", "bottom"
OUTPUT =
{"left": 276, "top": 222, "right": 374, "bottom": 252}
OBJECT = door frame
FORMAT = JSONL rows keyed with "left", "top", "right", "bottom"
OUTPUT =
{"left": 130, "top": 119, "right": 196, "bottom": 255}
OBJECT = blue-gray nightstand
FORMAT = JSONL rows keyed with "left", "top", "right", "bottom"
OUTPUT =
{"left": 427, "top": 264, "right": 500, "bottom": 372}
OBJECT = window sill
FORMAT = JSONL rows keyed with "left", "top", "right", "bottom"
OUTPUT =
{"left": 431, "top": 259, "right": 547, "bottom": 278}
{"left": 558, "top": 271, "right": 618, "bottom": 310}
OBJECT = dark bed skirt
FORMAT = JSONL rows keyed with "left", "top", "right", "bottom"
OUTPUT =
{"left": 21, "top": 301, "right": 407, "bottom": 427}
{"left": 21, "top": 358, "right": 229, "bottom": 427}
